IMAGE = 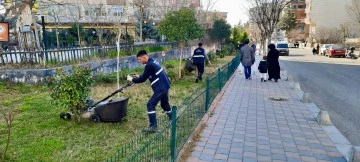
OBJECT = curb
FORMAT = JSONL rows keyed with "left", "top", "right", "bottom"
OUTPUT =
{"left": 282, "top": 70, "right": 355, "bottom": 162}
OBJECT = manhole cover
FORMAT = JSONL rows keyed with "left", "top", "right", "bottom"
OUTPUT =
{"left": 268, "top": 97, "right": 288, "bottom": 101}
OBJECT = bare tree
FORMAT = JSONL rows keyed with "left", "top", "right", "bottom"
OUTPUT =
{"left": 287, "top": 29, "right": 305, "bottom": 42}
{"left": 62, "top": 0, "right": 88, "bottom": 47}
{"left": 347, "top": 0, "right": 360, "bottom": 24}
{"left": 198, "top": 0, "right": 219, "bottom": 27}
{"left": 0, "top": 107, "right": 19, "bottom": 160}
{"left": 132, "top": 0, "right": 152, "bottom": 42}
{"left": 247, "top": 0, "right": 291, "bottom": 55}
{"left": 311, "top": 26, "right": 343, "bottom": 44}
{"left": 42, "top": 5, "right": 66, "bottom": 50}
{"left": 85, "top": 3, "right": 108, "bottom": 46}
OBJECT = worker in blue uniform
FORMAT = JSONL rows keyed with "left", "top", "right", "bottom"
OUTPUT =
{"left": 127, "top": 50, "right": 172, "bottom": 133}
{"left": 192, "top": 43, "right": 211, "bottom": 83}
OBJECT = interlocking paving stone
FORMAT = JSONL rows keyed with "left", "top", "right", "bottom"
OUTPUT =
{"left": 188, "top": 64, "right": 346, "bottom": 161}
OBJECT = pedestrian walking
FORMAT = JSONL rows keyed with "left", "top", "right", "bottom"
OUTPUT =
{"left": 258, "top": 55, "right": 269, "bottom": 82}
{"left": 316, "top": 44, "right": 320, "bottom": 54}
{"left": 127, "top": 50, "right": 172, "bottom": 133}
{"left": 312, "top": 48, "right": 317, "bottom": 55}
{"left": 240, "top": 39, "right": 255, "bottom": 79}
{"left": 192, "top": 43, "right": 211, "bottom": 83}
{"left": 251, "top": 44, "right": 256, "bottom": 53}
{"left": 267, "top": 44, "right": 281, "bottom": 82}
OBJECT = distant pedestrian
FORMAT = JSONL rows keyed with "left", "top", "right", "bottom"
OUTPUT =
{"left": 240, "top": 39, "right": 255, "bottom": 79}
{"left": 316, "top": 44, "right": 320, "bottom": 54}
{"left": 258, "top": 55, "right": 269, "bottom": 82}
{"left": 192, "top": 43, "right": 211, "bottom": 83}
{"left": 312, "top": 48, "right": 317, "bottom": 55}
{"left": 251, "top": 44, "right": 256, "bottom": 53}
{"left": 267, "top": 44, "right": 281, "bottom": 82}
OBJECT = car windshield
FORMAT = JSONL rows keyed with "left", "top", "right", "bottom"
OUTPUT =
{"left": 333, "top": 45, "right": 344, "bottom": 50}
{"left": 325, "top": 44, "right": 332, "bottom": 48}
{"left": 277, "top": 44, "right": 288, "bottom": 48}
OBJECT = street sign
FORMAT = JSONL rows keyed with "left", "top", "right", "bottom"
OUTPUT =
{"left": 0, "top": 22, "right": 9, "bottom": 42}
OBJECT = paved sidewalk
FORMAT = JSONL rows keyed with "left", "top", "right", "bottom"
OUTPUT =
{"left": 187, "top": 62, "right": 346, "bottom": 161}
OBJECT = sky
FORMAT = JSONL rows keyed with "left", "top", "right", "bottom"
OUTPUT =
{"left": 210, "top": 0, "right": 250, "bottom": 26}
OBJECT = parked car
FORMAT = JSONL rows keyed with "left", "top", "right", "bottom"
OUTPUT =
{"left": 276, "top": 42, "right": 289, "bottom": 56}
{"left": 320, "top": 44, "right": 333, "bottom": 55}
{"left": 326, "top": 45, "right": 346, "bottom": 57}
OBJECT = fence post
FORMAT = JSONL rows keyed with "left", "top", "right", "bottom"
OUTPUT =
{"left": 205, "top": 78, "right": 210, "bottom": 112}
{"left": 217, "top": 68, "right": 221, "bottom": 92}
{"left": 170, "top": 106, "right": 177, "bottom": 162}
{"left": 227, "top": 62, "right": 231, "bottom": 80}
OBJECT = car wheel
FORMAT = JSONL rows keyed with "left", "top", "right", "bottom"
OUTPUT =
{"left": 60, "top": 112, "right": 71, "bottom": 120}
{"left": 90, "top": 114, "right": 101, "bottom": 122}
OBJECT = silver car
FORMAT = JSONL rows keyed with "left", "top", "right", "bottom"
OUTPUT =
{"left": 276, "top": 43, "right": 289, "bottom": 56}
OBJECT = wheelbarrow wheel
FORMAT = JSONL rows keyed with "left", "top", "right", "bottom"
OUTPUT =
{"left": 90, "top": 114, "right": 101, "bottom": 122}
{"left": 60, "top": 112, "right": 71, "bottom": 120}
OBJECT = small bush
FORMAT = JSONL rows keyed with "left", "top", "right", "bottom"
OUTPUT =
{"left": 208, "top": 51, "right": 217, "bottom": 63}
{"left": 47, "top": 66, "right": 95, "bottom": 122}
{"left": 163, "top": 60, "right": 177, "bottom": 69}
{"left": 148, "top": 46, "right": 168, "bottom": 52}
{"left": 94, "top": 74, "right": 117, "bottom": 84}
{"left": 167, "top": 70, "right": 177, "bottom": 82}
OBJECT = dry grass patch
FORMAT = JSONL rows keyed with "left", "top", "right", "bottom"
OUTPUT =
{"left": 0, "top": 55, "right": 235, "bottom": 161}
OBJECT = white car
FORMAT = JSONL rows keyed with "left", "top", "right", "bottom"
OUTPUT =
{"left": 320, "top": 44, "right": 333, "bottom": 55}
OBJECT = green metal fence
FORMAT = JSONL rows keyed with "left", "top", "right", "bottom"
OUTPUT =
{"left": 106, "top": 54, "right": 240, "bottom": 162}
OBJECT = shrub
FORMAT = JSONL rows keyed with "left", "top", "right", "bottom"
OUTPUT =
{"left": 148, "top": 46, "right": 168, "bottom": 52}
{"left": 163, "top": 60, "right": 177, "bottom": 69}
{"left": 208, "top": 51, "right": 217, "bottom": 63}
{"left": 47, "top": 66, "right": 95, "bottom": 122}
{"left": 167, "top": 70, "right": 177, "bottom": 82}
{"left": 94, "top": 74, "right": 117, "bottom": 84}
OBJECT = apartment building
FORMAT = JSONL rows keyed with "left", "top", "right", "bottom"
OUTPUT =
{"left": 304, "top": 0, "right": 358, "bottom": 43}
{"left": 290, "top": 0, "right": 306, "bottom": 40}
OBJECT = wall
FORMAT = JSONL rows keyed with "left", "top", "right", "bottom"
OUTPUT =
{"left": 0, "top": 47, "right": 194, "bottom": 84}
{"left": 307, "top": 0, "right": 356, "bottom": 32}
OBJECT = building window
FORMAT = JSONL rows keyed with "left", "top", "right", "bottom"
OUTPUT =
{"left": 298, "top": 5, "right": 305, "bottom": 9}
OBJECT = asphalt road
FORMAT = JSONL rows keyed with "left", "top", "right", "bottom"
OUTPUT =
{"left": 279, "top": 48, "right": 360, "bottom": 145}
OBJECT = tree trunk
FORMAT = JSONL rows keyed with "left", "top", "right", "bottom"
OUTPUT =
{"left": 55, "top": 27, "right": 59, "bottom": 50}
{"left": 116, "top": 26, "right": 122, "bottom": 96}
{"left": 4, "top": 120, "right": 11, "bottom": 160}
{"left": 262, "top": 39, "right": 267, "bottom": 56}
{"left": 77, "top": 24, "right": 81, "bottom": 47}
{"left": 178, "top": 42, "right": 183, "bottom": 78}
{"left": 33, "top": 16, "right": 44, "bottom": 65}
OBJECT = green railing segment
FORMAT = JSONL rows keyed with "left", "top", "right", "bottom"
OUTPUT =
{"left": 106, "top": 54, "right": 240, "bottom": 162}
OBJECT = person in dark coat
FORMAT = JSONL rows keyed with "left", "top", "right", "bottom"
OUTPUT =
{"left": 258, "top": 55, "right": 269, "bottom": 82}
{"left": 267, "top": 44, "right": 281, "bottom": 82}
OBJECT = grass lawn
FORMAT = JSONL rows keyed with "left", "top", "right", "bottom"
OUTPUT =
{"left": 0, "top": 56, "right": 235, "bottom": 161}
